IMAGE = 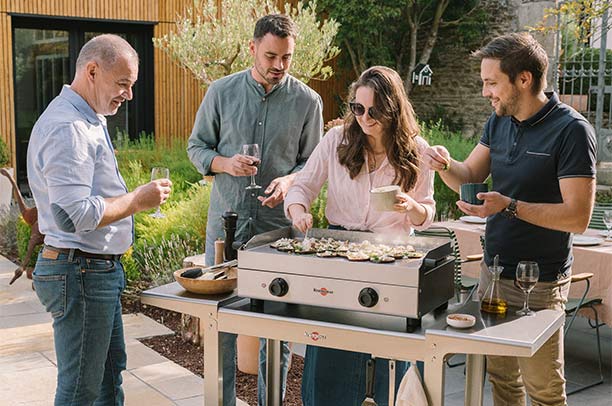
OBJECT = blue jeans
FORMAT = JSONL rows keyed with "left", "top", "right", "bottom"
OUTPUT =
{"left": 33, "top": 251, "right": 126, "bottom": 406}
{"left": 257, "top": 339, "right": 292, "bottom": 405}
{"left": 301, "top": 346, "right": 412, "bottom": 406}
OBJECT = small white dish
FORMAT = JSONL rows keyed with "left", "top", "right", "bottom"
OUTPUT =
{"left": 446, "top": 313, "right": 476, "bottom": 329}
{"left": 572, "top": 235, "right": 604, "bottom": 247}
{"left": 597, "top": 230, "right": 610, "bottom": 238}
{"left": 459, "top": 215, "right": 487, "bottom": 225}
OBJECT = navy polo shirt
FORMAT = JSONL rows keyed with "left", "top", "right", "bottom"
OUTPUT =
{"left": 480, "top": 92, "right": 596, "bottom": 281}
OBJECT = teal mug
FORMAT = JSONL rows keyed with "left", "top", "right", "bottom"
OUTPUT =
{"left": 460, "top": 183, "right": 488, "bottom": 205}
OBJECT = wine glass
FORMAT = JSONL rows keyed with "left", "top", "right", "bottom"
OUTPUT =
{"left": 242, "top": 144, "right": 261, "bottom": 190}
{"left": 515, "top": 261, "right": 539, "bottom": 316}
{"left": 603, "top": 210, "right": 612, "bottom": 241}
{"left": 149, "top": 167, "right": 169, "bottom": 218}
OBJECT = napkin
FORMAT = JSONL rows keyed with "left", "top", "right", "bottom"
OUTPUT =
{"left": 396, "top": 363, "right": 428, "bottom": 406}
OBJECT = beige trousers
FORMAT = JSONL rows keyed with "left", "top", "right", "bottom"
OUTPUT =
{"left": 478, "top": 263, "right": 570, "bottom": 406}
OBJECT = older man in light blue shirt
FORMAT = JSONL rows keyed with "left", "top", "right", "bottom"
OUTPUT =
{"left": 27, "top": 34, "right": 170, "bottom": 406}
{"left": 28, "top": 84, "right": 133, "bottom": 254}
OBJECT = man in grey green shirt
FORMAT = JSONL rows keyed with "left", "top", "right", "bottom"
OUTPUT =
{"left": 187, "top": 14, "right": 323, "bottom": 406}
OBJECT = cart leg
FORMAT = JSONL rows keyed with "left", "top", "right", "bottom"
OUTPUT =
{"left": 423, "top": 352, "right": 445, "bottom": 406}
{"left": 406, "top": 317, "right": 421, "bottom": 332}
{"left": 202, "top": 315, "right": 222, "bottom": 405}
{"left": 265, "top": 338, "right": 282, "bottom": 406}
{"left": 465, "top": 354, "right": 485, "bottom": 406}
{"left": 251, "top": 298, "right": 264, "bottom": 312}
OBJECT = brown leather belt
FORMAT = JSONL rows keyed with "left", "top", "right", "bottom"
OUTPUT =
{"left": 43, "top": 245, "right": 122, "bottom": 261}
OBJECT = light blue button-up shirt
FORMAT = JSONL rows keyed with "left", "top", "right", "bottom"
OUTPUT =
{"left": 27, "top": 85, "right": 132, "bottom": 254}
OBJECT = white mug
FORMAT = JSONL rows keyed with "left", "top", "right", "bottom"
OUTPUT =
{"left": 370, "top": 185, "right": 400, "bottom": 211}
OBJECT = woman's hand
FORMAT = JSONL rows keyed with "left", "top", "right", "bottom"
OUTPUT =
{"left": 288, "top": 204, "right": 313, "bottom": 233}
{"left": 393, "top": 192, "right": 418, "bottom": 213}
{"left": 293, "top": 212, "right": 313, "bottom": 234}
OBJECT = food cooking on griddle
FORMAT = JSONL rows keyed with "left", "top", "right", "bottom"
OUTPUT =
{"left": 269, "top": 236, "right": 423, "bottom": 262}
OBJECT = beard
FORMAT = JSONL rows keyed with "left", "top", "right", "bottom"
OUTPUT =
{"left": 255, "top": 63, "right": 286, "bottom": 86}
{"left": 493, "top": 86, "right": 520, "bottom": 117}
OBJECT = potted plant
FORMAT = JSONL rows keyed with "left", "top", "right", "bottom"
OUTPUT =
{"left": 0, "top": 136, "right": 14, "bottom": 210}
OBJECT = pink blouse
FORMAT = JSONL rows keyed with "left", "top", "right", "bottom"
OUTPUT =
{"left": 284, "top": 126, "right": 436, "bottom": 235}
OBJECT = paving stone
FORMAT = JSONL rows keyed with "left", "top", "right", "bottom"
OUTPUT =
{"left": 130, "top": 361, "right": 203, "bottom": 400}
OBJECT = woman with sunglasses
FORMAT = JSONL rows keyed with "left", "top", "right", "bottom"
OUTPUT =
{"left": 284, "top": 66, "right": 435, "bottom": 406}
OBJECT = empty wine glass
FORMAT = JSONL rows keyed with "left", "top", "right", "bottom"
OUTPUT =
{"left": 603, "top": 210, "right": 612, "bottom": 241}
{"left": 516, "top": 261, "right": 539, "bottom": 316}
{"left": 150, "top": 167, "right": 169, "bottom": 218}
{"left": 242, "top": 144, "right": 261, "bottom": 190}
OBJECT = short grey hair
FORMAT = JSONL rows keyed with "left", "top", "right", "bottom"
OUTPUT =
{"left": 76, "top": 34, "right": 139, "bottom": 70}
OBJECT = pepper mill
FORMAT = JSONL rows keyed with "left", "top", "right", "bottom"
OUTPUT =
{"left": 222, "top": 211, "right": 239, "bottom": 261}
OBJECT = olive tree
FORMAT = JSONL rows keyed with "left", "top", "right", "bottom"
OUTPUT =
{"left": 153, "top": 0, "right": 340, "bottom": 87}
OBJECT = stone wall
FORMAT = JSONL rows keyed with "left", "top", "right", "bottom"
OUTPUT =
{"left": 409, "top": 0, "right": 557, "bottom": 138}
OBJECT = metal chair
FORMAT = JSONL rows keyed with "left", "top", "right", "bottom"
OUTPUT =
{"left": 564, "top": 272, "right": 605, "bottom": 395}
{"left": 588, "top": 203, "right": 612, "bottom": 230}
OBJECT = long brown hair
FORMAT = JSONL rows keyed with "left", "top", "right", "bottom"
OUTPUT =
{"left": 337, "top": 66, "right": 421, "bottom": 192}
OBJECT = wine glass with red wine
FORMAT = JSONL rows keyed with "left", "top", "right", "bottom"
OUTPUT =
{"left": 242, "top": 144, "right": 261, "bottom": 190}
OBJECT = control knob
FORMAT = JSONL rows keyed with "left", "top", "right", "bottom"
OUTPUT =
{"left": 269, "top": 278, "right": 289, "bottom": 297}
{"left": 358, "top": 287, "right": 379, "bottom": 308}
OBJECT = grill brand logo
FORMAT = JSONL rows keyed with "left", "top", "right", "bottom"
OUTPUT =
{"left": 313, "top": 287, "right": 334, "bottom": 296}
{"left": 304, "top": 331, "right": 327, "bottom": 342}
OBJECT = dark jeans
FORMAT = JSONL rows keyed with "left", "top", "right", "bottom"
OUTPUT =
{"left": 301, "top": 223, "right": 422, "bottom": 406}
{"left": 301, "top": 346, "right": 409, "bottom": 406}
{"left": 33, "top": 251, "right": 126, "bottom": 406}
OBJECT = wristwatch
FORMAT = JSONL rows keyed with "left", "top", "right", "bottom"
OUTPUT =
{"left": 502, "top": 198, "right": 517, "bottom": 219}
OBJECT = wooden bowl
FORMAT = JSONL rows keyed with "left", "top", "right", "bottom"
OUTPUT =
{"left": 173, "top": 266, "right": 237, "bottom": 295}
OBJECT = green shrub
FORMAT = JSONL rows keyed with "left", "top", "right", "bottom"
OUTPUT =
{"left": 0, "top": 137, "right": 9, "bottom": 167}
{"left": 115, "top": 135, "right": 201, "bottom": 197}
{"left": 310, "top": 184, "right": 329, "bottom": 229}
{"left": 129, "top": 183, "right": 210, "bottom": 283}
{"left": 134, "top": 234, "right": 202, "bottom": 286}
{"left": 0, "top": 204, "right": 18, "bottom": 257}
{"left": 596, "top": 189, "right": 612, "bottom": 205}
{"left": 16, "top": 216, "right": 41, "bottom": 267}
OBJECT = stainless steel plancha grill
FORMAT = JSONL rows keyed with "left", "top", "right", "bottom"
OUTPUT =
{"left": 236, "top": 227, "right": 454, "bottom": 330}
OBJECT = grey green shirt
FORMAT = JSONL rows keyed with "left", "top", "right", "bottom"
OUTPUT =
{"left": 187, "top": 69, "right": 323, "bottom": 265}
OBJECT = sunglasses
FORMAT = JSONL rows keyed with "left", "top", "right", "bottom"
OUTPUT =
{"left": 349, "top": 102, "right": 381, "bottom": 120}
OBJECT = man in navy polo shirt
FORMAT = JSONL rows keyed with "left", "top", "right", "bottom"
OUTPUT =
{"left": 424, "top": 33, "right": 596, "bottom": 405}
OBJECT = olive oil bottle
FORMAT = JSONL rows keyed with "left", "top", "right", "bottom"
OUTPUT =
{"left": 481, "top": 262, "right": 508, "bottom": 316}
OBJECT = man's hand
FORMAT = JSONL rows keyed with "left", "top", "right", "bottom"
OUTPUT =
{"left": 134, "top": 179, "right": 172, "bottom": 211}
{"left": 456, "top": 191, "right": 510, "bottom": 218}
{"left": 215, "top": 154, "right": 258, "bottom": 177}
{"left": 423, "top": 145, "right": 451, "bottom": 172}
{"left": 257, "top": 174, "right": 295, "bottom": 208}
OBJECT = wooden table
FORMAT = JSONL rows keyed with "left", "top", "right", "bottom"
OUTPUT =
{"left": 436, "top": 220, "right": 612, "bottom": 326}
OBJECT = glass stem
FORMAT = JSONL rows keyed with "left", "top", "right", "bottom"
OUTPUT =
{"left": 524, "top": 291, "right": 530, "bottom": 311}
{"left": 251, "top": 174, "right": 256, "bottom": 186}
{"left": 155, "top": 206, "right": 161, "bottom": 216}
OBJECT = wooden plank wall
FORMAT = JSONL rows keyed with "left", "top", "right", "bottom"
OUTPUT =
{"left": 3, "top": 0, "right": 158, "bottom": 21}
{"left": 155, "top": 0, "right": 207, "bottom": 145}
{"left": 0, "top": 9, "right": 15, "bottom": 167}
{"left": 0, "top": 0, "right": 346, "bottom": 166}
